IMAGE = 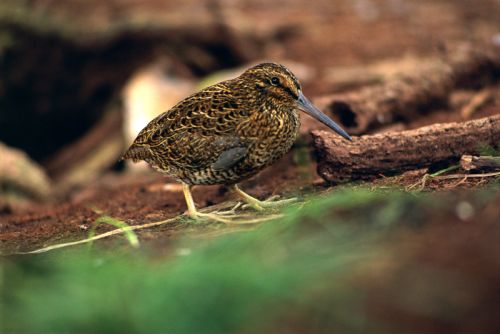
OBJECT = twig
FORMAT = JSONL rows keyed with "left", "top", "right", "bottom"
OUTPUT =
{"left": 406, "top": 174, "right": 431, "bottom": 191}
{"left": 432, "top": 171, "right": 500, "bottom": 180}
{"left": 14, "top": 199, "right": 287, "bottom": 255}
{"left": 461, "top": 88, "right": 493, "bottom": 119}
{"left": 406, "top": 170, "right": 499, "bottom": 191}
{"left": 88, "top": 216, "right": 140, "bottom": 249}
{"left": 17, "top": 216, "right": 179, "bottom": 255}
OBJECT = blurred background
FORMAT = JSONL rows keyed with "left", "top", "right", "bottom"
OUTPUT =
{"left": 1, "top": 0, "right": 499, "bottom": 205}
{"left": 1, "top": 1, "right": 500, "bottom": 333}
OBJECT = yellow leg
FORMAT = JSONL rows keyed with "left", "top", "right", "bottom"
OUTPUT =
{"left": 231, "top": 184, "right": 297, "bottom": 211}
{"left": 182, "top": 183, "right": 239, "bottom": 223}
{"left": 182, "top": 182, "right": 200, "bottom": 219}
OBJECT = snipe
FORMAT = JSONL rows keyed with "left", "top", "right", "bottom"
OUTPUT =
{"left": 123, "top": 63, "right": 351, "bottom": 222}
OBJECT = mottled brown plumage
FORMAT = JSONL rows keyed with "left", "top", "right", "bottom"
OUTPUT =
{"left": 123, "top": 63, "right": 351, "bottom": 221}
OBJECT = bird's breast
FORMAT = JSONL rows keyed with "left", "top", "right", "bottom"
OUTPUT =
{"left": 236, "top": 107, "right": 300, "bottom": 169}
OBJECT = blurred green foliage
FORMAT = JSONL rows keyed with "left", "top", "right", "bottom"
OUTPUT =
{"left": 1, "top": 185, "right": 499, "bottom": 333}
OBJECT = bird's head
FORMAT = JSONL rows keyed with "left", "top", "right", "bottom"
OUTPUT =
{"left": 241, "top": 62, "right": 352, "bottom": 141}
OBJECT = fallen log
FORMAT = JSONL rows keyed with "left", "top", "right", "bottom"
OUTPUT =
{"left": 0, "top": 142, "right": 51, "bottom": 201}
{"left": 460, "top": 155, "right": 500, "bottom": 171}
{"left": 311, "top": 115, "right": 500, "bottom": 183}
{"left": 314, "top": 44, "right": 500, "bottom": 135}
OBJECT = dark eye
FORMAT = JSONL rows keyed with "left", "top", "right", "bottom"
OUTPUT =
{"left": 270, "top": 77, "right": 280, "bottom": 86}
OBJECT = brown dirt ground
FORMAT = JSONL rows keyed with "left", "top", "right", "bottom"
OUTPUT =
{"left": 1, "top": 0, "right": 500, "bottom": 255}
{"left": 1, "top": 99, "right": 498, "bottom": 255}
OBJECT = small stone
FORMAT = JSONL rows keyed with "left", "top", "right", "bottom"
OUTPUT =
{"left": 176, "top": 248, "right": 192, "bottom": 256}
{"left": 455, "top": 201, "right": 475, "bottom": 221}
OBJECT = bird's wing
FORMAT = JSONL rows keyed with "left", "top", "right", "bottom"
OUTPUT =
{"left": 123, "top": 83, "right": 254, "bottom": 171}
{"left": 211, "top": 146, "right": 248, "bottom": 171}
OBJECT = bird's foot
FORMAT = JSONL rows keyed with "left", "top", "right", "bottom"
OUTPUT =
{"left": 241, "top": 196, "right": 298, "bottom": 211}
{"left": 188, "top": 201, "right": 286, "bottom": 224}
{"left": 182, "top": 183, "right": 280, "bottom": 224}
{"left": 232, "top": 184, "right": 298, "bottom": 211}
{"left": 187, "top": 209, "right": 281, "bottom": 225}
{"left": 187, "top": 210, "right": 239, "bottom": 224}
{"left": 214, "top": 202, "right": 243, "bottom": 215}
{"left": 185, "top": 202, "right": 254, "bottom": 223}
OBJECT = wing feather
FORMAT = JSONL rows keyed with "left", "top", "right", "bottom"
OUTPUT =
{"left": 123, "top": 82, "right": 253, "bottom": 172}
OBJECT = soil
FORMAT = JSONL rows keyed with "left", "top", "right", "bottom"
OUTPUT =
{"left": 1, "top": 0, "right": 500, "bottom": 255}
{"left": 0, "top": 152, "right": 314, "bottom": 254}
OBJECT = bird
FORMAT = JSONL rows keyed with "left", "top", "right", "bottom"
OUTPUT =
{"left": 123, "top": 62, "right": 351, "bottom": 222}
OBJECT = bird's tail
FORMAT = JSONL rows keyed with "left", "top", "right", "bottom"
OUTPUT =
{"left": 122, "top": 145, "right": 150, "bottom": 162}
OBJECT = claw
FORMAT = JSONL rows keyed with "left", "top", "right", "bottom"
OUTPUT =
{"left": 241, "top": 197, "right": 297, "bottom": 210}
{"left": 187, "top": 209, "right": 283, "bottom": 225}
{"left": 232, "top": 185, "right": 297, "bottom": 210}
{"left": 216, "top": 202, "right": 243, "bottom": 215}
{"left": 182, "top": 183, "right": 287, "bottom": 224}
{"left": 187, "top": 211, "right": 237, "bottom": 224}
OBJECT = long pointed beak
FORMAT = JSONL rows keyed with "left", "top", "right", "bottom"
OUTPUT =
{"left": 298, "top": 91, "right": 352, "bottom": 141}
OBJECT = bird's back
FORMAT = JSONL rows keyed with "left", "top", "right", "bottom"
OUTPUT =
{"left": 123, "top": 68, "right": 300, "bottom": 185}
